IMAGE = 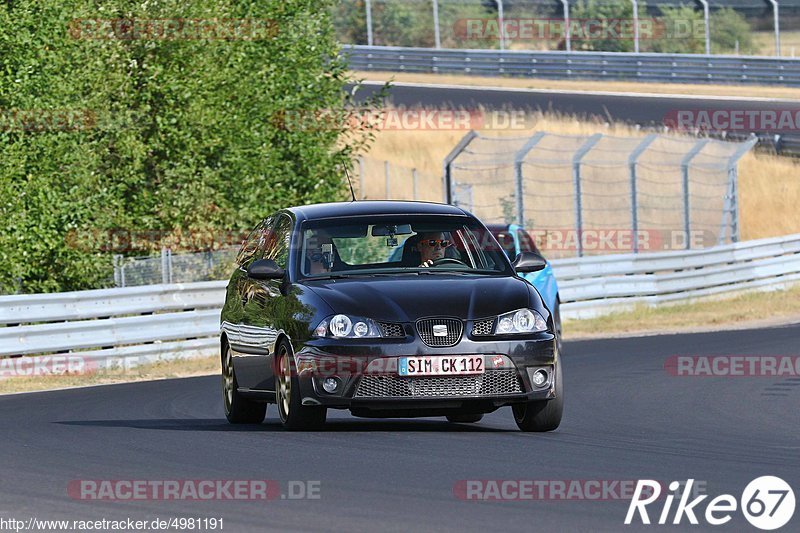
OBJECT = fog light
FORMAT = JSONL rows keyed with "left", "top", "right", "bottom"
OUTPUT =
{"left": 322, "top": 377, "right": 339, "bottom": 393}
{"left": 532, "top": 369, "right": 548, "bottom": 387}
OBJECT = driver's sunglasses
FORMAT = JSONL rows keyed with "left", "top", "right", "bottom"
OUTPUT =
{"left": 424, "top": 240, "right": 450, "bottom": 248}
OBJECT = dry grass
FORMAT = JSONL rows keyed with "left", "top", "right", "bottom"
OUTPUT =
{"left": 753, "top": 31, "right": 800, "bottom": 59}
{"left": 353, "top": 71, "right": 800, "bottom": 101}
{"left": 564, "top": 284, "right": 800, "bottom": 338}
{"left": 0, "top": 355, "right": 218, "bottom": 395}
{"left": 362, "top": 111, "right": 800, "bottom": 239}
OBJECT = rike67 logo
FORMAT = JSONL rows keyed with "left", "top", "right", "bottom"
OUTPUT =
{"left": 626, "top": 477, "right": 795, "bottom": 530}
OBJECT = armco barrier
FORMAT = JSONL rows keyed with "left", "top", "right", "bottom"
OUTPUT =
{"left": 1, "top": 234, "right": 799, "bottom": 373}
{"left": 343, "top": 45, "right": 800, "bottom": 87}
{"left": 553, "top": 234, "right": 800, "bottom": 318}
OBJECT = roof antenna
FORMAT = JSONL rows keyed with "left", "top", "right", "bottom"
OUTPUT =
{"left": 342, "top": 157, "right": 358, "bottom": 202}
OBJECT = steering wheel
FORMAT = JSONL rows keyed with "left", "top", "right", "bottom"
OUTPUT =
{"left": 431, "top": 257, "right": 467, "bottom": 267}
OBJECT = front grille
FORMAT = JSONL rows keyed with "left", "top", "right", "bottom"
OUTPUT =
{"left": 354, "top": 370, "right": 523, "bottom": 398}
{"left": 416, "top": 318, "right": 463, "bottom": 347}
{"left": 378, "top": 322, "right": 405, "bottom": 338}
{"left": 472, "top": 318, "right": 495, "bottom": 336}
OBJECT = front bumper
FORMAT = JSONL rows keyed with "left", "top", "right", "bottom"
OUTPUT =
{"left": 293, "top": 333, "right": 557, "bottom": 414}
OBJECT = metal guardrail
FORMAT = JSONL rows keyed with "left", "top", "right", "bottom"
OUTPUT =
{"left": 344, "top": 45, "right": 800, "bottom": 87}
{"left": 344, "top": 45, "right": 800, "bottom": 157}
{"left": 1, "top": 235, "right": 798, "bottom": 374}
{"left": 554, "top": 233, "right": 800, "bottom": 318}
{"left": 0, "top": 283, "right": 226, "bottom": 374}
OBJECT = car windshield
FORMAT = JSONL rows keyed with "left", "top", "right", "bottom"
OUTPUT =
{"left": 297, "top": 216, "right": 511, "bottom": 279}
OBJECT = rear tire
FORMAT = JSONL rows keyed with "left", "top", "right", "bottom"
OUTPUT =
{"left": 222, "top": 341, "right": 267, "bottom": 424}
{"left": 446, "top": 413, "right": 484, "bottom": 424}
{"left": 275, "top": 340, "right": 326, "bottom": 431}
{"left": 513, "top": 351, "right": 563, "bottom": 432}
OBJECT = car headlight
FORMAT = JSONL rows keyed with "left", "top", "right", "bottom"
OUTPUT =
{"left": 313, "top": 314, "right": 382, "bottom": 338}
{"left": 494, "top": 309, "right": 547, "bottom": 334}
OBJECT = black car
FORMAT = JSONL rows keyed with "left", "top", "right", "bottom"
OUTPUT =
{"left": 220, "top": 201, "right": 563, "bottom": 431}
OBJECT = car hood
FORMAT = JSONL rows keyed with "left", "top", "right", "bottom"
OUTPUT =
{"left": 302, "top": 274, "right": 532, "bottom": 321}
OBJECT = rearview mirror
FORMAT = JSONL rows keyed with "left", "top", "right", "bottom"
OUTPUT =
{"left": 513, "top": 252, "right": 547, "bottom": 273}
{"left": 247, "top": 259, "right": 285, "bottom": 280}
{"left": 372, "top": 224, "right": 412, "bottom": 237}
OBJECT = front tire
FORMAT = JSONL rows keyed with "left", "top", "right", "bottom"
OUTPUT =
{"left": 513, "top": 351, "right": 563, "bottom": 432}
{"left": 275, "top": 340, "right": 326, "bottom": 431}
{"left": 222, "top": 341, "right": 267, "bottom": 424}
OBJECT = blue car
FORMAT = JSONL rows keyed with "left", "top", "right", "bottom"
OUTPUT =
{"left": 487, "top": 224, "right": 561, "bottom": 352}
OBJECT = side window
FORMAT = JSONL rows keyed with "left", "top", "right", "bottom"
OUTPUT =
{"left": 236, "top": 216, "right": 274, "bottom": 267}
{"left": 493, "top": 231, "right": 517, "bottom": 260}
{"left": 263, "top": 214, "right": 293, "bottom": 269}
{"left": 517, "top": 230, "right": 540, "bottom": 255}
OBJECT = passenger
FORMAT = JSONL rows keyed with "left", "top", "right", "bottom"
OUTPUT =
{"left": 306, "top": 230, "right": 335, "bottom": 275}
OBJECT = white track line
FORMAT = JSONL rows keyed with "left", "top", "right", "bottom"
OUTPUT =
{"left": 361, "top": 80, "right": 799, "bottom": 104}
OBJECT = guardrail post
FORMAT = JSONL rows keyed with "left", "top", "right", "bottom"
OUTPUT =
{"left": 365, "top": 0, "right": 374, "bottom": 46}
{"left": 412, "top": 168, "right": 418, "bottom": 200}
{"left": 722, "top": 136, "right": 759, "bottom": 243}
{"left": 433, "top": 0, "right": 441, "bottom": 49}
{"left": 573, "top": 134, "right": 603, "bottom": 257}
{"left": 513, "top": 132, "right": 547, "bottom": 228}
{"left": 769, "top": 0, "right": 781, "bottom": 57}
{"left": 113, "top": 255, "right": 122, "bottom": 287}
{"left": 167, "top": 248, "right": 173, "bottom": 284}
{"left": 559, "top": 0, "right": 571, "bottom": 52}
{"left": 632, "top": 0, "right": 640, "bottom": 54}
{"left": 628, "top": 134, "right": 658, "bottom": 253}
{"left": 161, "top": 248, "right": 169, "bottom": 285}
{"left": 443, "top": 131, "right": 478, "bottom": 204}
{"left": 495, "top": 0, "right": 506, "bottom": 51}
{"left": 698, "top": 0, "right": 711, "bottom": 56}
{"left": 680, "top": 139, "right": 709, "bottom": 250}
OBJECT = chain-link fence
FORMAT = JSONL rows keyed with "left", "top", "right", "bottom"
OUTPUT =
{"left": 335, "top": 0, "right": 800, "bottom": 57}
{"left": 356, "top": 157, "right": 441, "bottom": 201}
{"left": 113, "top": 248, "right": 237, "bottom": 287}
{"left": 445, "top": 131, "right": 757, "bottom": 257}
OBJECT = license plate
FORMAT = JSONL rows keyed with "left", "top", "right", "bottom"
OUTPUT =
{"left": 398, "top": 356, "right": 484, "bottom": 377}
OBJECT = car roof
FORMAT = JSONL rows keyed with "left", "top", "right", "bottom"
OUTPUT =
{"left": 287, "top": 200, "right": 469, "bottom": 222}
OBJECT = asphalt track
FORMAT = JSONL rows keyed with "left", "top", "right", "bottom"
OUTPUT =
{"left": 1, "top": 323, "right": 799, "bottom": 532}
{"left": 353, "top": 81, "right": 800, "bottom": 133}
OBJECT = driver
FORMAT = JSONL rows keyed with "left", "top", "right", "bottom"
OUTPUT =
{"left": 415, "top": 232, "right": 451, "bottom": 267}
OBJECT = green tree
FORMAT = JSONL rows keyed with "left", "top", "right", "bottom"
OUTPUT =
{"left": 649, "top": 5, "right": 705, "bottom": 54}
{"left": 711, "top": 8, "right": 757, "bottom": 55}
{"left": 569, "top": 0, "right": 643, "bottom": 53}
{"left": 0, "top": 0, "right": 373, "bottom": 293}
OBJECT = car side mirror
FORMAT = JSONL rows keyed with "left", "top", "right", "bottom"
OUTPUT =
{"left": 247, "top": 259, "right": 285, "bottom": 280}
{"left": 513, "top": 251, "right": 547, "bottom": 273}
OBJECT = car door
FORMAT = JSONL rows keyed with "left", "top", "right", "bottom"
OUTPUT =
{"left": 228, "top": 215, "right": 275, "bottom": 389}
{"left": 238, "top": 213, "right": 294, "bottom": 391}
